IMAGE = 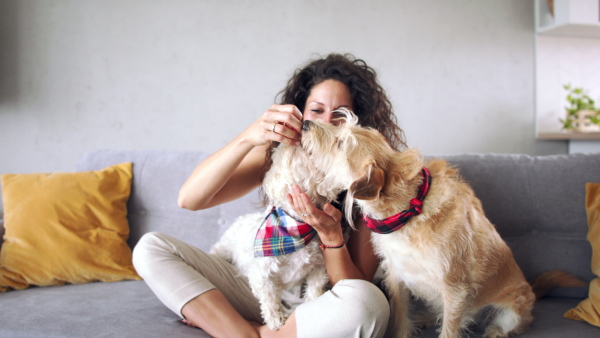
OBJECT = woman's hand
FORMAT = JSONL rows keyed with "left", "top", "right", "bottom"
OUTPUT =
{"left": 243, "top": 104, "right": 303, "bottom": 147}
{"left": 287, "top": 185, "right": 368, "bottom": 285}
{"left": 286, "top": 185, "right": 345, "bottom": 245}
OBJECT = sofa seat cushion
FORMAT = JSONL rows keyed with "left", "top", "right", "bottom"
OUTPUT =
{"left": 0, "top": 281, "right": 210, "bottom": 337}
{"left": 0, "top": 281, "right": 596, "bottom": 337}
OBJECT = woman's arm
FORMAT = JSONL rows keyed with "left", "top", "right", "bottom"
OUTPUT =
{"left": 178, "top": 105, "right": 303, "bottom": 211}
{"left": 178, "top": 137, "right": 266, "bottom": 210}
{"left": 346, "top": 217, "right": 380, "bottom": 281}
{"left": 287, "top": 187, "right": 379, "bottom": 285}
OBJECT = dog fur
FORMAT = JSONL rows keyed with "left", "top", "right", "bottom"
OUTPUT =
{"left": 210, "top": 142, "right": 344, "bottom": 330}
{"left": 300, "top": 110, "right": 584, "bottom": 338}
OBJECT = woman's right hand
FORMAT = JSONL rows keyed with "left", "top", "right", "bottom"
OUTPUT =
{"left": 178, "top": 104, "right": 303, "bottom": 211}
{"left": 243, "top": 104, "right": 303, "bottom": 147}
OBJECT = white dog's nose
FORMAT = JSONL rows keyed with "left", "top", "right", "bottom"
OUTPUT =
{"left": 302, "top": 120, "right": 312, "bottom": 132}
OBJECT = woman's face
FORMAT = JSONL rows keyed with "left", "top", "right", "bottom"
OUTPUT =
{"left": 303, "top": 79, "right": 353, "bottom": 125}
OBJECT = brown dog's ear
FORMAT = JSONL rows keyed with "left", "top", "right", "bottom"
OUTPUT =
{"left": 350, "top": 162, "right": 385, "bottom": 200}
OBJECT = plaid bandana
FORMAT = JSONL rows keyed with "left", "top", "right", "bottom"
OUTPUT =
{"left": 254, "top": 207, "right": 318, "bottom": 257}
{"left": 363, "top": 167, "right": 432, "bottom": 234}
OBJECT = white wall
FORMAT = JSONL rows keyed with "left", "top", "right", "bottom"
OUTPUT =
{"left": 0, "top": 0, "right": 567, "bottom": 175}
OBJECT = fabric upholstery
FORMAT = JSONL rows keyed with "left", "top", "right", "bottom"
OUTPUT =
{"left": 564, "top": 183, "right": 600, "bottom": 326}
{"left": 75, "top": 150, "right": 263, "bottom": 251}
{"left": 0, "top": 186, "right": 4, "bottom": 252}
{"left": 0, "top": 163, "right": 140, "bottom": 291}
{"left": 0, "top": 150, "right": 599, "bottom": 337}
{"left": 0, "top": 280, "right": 598, "bottom": 338}
{"left": 439, "top": 153, "right": 599, "bottom": 298}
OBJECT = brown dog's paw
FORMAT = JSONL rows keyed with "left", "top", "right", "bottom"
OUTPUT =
{"left": 483, "top": 325, "right": 510, "bottom": 338}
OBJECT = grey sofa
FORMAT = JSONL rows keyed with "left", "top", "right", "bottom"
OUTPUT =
{"left": 1, "top": 149, "right": 599, "bottom": 337}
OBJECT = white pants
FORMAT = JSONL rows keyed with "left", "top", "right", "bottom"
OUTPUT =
{"left": 133, "top": 232, "right": 390, "bottom": 338}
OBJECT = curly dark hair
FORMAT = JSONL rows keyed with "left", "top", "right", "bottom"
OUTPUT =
{"left": 277, "top": 53, "right": 406, "bottom": 151}
{"left": 259, "top": 54, "right": 407, "bottom": 209}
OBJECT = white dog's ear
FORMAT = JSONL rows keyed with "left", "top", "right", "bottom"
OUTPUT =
{"left": 350, "top": 162, "right": 385, "bottom": 200}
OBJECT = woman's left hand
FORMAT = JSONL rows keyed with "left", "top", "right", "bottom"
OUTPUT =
{"left": 286, "top": 185, "right": 344, "bottom": 245}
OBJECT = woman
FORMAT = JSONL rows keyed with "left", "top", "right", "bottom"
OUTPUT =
{"left": 133, "top": 53, "right": 406, "bottom": 337}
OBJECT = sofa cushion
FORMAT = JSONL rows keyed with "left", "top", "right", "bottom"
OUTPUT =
{"left": 0, "top": 216, "right": 4, "bottom": 252}
{"left": 0, "top": 281, "right": 211, "bottom": 338}
{"left": 76, "top": 150, "right": 263, "bottom": 252}
{"left": 564, "top": 182, "right": 600, "bottom": 326}
{"left": 74, "top": 151, "right": 600, "bottom": 292}
{"left": 0, "top": 187, "right": 4, "bottom": 252}
{"left": 1, "top": 150, "right": 599, "bottom": 337}
{"left": 0, "top": 163, "right": 140, "bottom": 291}
{"left": 0, "top": 281, "right": 596, "bottom": 338}
{"left": 74, "top": 151, "right": 600, "bottom": 297}
{"left": 439, "top": 153, "right": 600, "bottom": 298}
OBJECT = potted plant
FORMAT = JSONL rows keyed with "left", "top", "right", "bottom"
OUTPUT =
{"left": 560, "top": 84, "right": 600, "bottom": 132}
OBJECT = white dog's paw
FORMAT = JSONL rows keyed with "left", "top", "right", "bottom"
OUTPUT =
{"left": 303, "top": 267, "right": 328, "bottom": 302}
{"left": 303, "top": 286, "right": 325, "bottom": 302}
{"left": 264, "top": 311, "right": 287, "bottom": 331}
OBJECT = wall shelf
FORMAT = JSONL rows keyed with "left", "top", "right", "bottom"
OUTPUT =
{"left": 536, "top": 0, "right": 600, "bottom": 38}
{"left": 534, "top": 0, "right": 600, "bottom": 152}
{"left": 538, "top": 23, "right": 600, "bottom": 38}
{"left": 537, "top": 131, "right": 600, "bottom": 140}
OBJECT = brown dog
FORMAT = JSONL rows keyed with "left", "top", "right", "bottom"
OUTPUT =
{"left": 300, "top": 109, "right": 584, "bottom": 338}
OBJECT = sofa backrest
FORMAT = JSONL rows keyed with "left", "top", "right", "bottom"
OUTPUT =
{"left": 1, "top": 150, "right": 599, "bottom": 298}
{"left": 440, "top": 153, "right": 600, "bottom": 297}
{"left": 75, "top": 149, "right": 263, "bottom": 252}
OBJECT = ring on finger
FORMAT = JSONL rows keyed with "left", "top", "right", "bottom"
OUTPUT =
{"left": 301, "top": 213, "right": 310, "bottom": 217}
{"left": 272, "top": 123, "right": 277, "bottom": 133}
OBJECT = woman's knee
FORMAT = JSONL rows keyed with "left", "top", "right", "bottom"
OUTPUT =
{"left": 337, "top": 279, "right": 390, "bottom": 327}
{"left": 296, "top": 279, "right": 390, "bottom": 338}
{"left": 132, "top": 231, "right": 169, "bottom": 277}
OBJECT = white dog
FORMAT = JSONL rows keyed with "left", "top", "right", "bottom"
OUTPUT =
{"left": 210, "top": 142, "right": 344, "bottom": 330}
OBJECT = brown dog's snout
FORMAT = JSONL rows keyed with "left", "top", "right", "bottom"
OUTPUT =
{"left": 302, "top": 120, "right": 312, "bottom": 132}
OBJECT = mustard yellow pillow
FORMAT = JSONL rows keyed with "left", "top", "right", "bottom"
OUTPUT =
{"left": 564, "top": 182, "right": 600, "bottom": 326}
{"left": 0, "top": 162, "right": 140, "bottom": 292}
